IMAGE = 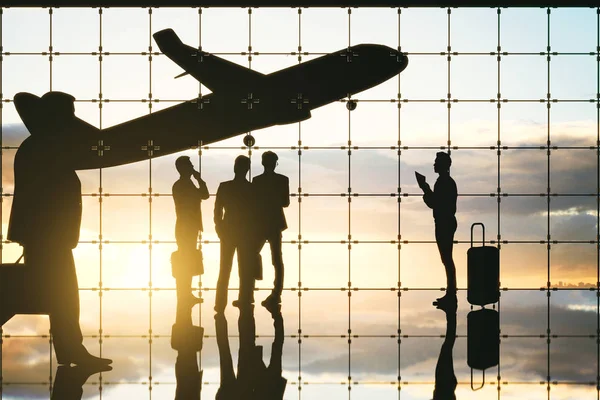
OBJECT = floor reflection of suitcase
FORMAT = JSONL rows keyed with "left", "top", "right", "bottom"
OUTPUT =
{"left": 0, "top": 255, "right": 51, "bottom": 326}
{"left": 467, "top": 223, "right": 499, "bottom": 306}
{"left": 467, "top": 308, "right": 499, "bottom": 390}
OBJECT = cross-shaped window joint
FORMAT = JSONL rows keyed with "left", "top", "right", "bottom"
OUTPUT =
{"left": 241, "top": 93, "right": 260, "bottom": 110}
{"left": 341, "top": 47, "right": 358, "bottom": 63}
{"left": 91, "top": 140, "right": 110, "bottom": 157}
{"left": 390, "top": 50, "right": 404, "bottom": 63}
{"left": 141, "top": 140, "right": 160, "bottom": 157}
{"left": 291, "top": 93, "right": 310, "bottom": 110}
{"left": 191, "top": 48, "right": 206, "bottom": 63}
{"left": 192, "top": 95, "right": 211, "bottom": 110}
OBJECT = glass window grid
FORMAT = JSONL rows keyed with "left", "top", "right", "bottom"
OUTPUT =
{"left": 0, "top": 6, "right": 598, "bottom": 398}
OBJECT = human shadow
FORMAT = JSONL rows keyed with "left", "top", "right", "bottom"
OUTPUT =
{"left": 215, "top": 306, "right": 286, "bottom": 400}
{"left": 432, "top": 304, "right": 458, "bottom": 400}
{"left": 50, "top": 364, "right": 112, "bottom": 400}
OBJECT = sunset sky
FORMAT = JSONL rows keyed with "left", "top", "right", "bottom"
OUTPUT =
{"left": 0, "top": 6, "right": 598, "bottom": 400}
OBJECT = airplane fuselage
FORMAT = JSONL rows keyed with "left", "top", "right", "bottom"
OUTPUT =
{"left": 14, "top": 31, "right": 407, "bottom": 170}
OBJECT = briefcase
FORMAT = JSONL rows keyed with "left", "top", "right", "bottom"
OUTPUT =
{"left": 0, "top": 254, "right": 51, "bottom": 326}
{"left": 171, "top": 249, "right": 204, "bottom": 278}
{"left": 467, "top": 223, "right": 499, "bottom": 306}
{"left": 467, "top": 308, "right": 499, "bottom": 390}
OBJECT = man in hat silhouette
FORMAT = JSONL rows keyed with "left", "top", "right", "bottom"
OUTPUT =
{"left": 7, "top": 92, "right": 112, "bottom": 367}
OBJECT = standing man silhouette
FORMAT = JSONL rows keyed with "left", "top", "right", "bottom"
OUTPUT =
{"left": 253, "top": 151, "right": 289, "bottom": 310}
{"left": 417, "top": 152, "right": 458, "bottom": 309}
{"left": 214, "top": 155, "right": 258, "bottom": 312}
{"left": 172, "top": 155, "right": 209, "bottom": 315}
{"left": 7, "top": 92, "right": 112, "bottom": 367}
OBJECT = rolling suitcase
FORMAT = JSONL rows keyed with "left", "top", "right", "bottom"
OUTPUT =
{"left": 467, "top": 308, "right": 499, "bottom": 390}
{"left": 467, "top": 223, "right": 499, "bottom": 306}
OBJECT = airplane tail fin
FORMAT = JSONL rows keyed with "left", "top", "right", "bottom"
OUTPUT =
{"left": 153, "top": 29, "right": 185, "bottom": 55}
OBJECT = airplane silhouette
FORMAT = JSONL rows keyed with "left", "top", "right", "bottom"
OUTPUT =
{"left": 13, "top": 28, "right": 408, "bottom": 170}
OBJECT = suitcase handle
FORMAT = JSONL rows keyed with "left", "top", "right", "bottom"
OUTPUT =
{"left": 470, "top": 223, "right": 485, "bottom": 247}
{"left": 471, "top": 368, "right": 485, "bottom": 391}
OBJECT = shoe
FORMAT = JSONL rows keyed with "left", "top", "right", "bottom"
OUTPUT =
{"left": 58, "top": 349, "right": 113, "bottom": 367}
{"left": 432, "top": 293, "right": 457, "bottom": 311}
{"left": 261, "top": 295, "right": 281, "bottom": 312}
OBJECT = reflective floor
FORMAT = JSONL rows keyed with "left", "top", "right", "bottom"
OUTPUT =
{"left": 1, "top": 288, "right": 598, "bottom": 400}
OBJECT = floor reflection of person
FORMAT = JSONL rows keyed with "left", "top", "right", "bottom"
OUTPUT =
{"left": 215, "top": 305, "right": 287, "bottom": 400}
{"left": 50, "top": 361, "right": 112, "bottom": 399}
{"left": 432, "top": 305, "right": 458, "bottom": 400}
{"left": 172, "top": 155, "right": 209, "bottom": 324}
{"left": 253, "top": 151, "right": 289, "bottom": 311}
{"left": 175, "top": 350, "right": 202, "bottom": 400}
{"left": 417, "top": 152, "right": 458, "bottom": 309}
{"left": 255, "top": 305, "right": 287, "bottom": 399}
{"left": 5, "top": 92, "right": 111, "bottom": 367}
{"left": 214, "top": 156, "right": 260, "bottom": 312}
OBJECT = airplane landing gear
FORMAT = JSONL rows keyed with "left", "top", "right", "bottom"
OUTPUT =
{"left": 243, "top": 134, "right": 255, "bottom": 147}
{"left": 346, "top": 100, "right": 357, "bottom": 111}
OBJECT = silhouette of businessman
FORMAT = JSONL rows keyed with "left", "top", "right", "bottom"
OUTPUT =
{"left": 172, "top": 156, "right": 209, "bottom": 319}
{"left": 432, "top": 305, "right": 458, "bottom": 400}
{"left": 214, "top": 155, "right": 260, "bottom": 312}
{"left": 253, "top": 151, "right": 289, "bottom": 310}
{"left": 6, "top": 92, "right": 111, "bottom": 367}
{"left": 417, "top": 152, "right": 458, "bottom": 309}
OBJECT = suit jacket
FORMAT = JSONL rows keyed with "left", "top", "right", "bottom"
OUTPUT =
{"left": 214, "top": 178, "right": 256, "bottom": 243}
{"left": 423, "top": 175, "right": 457, "bottom": 223}
{"left": 252, "top": 172, "right": 289, "bottom": 235}
{"left": 173, "top": 178, "right": 209, "bottom": 235}
{"left": 8, "top": 136, "right": 82, "bottom": 249}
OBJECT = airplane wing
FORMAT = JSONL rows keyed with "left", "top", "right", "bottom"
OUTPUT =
{"left": 153, "top": 29, "right": 265, "bottom": 93}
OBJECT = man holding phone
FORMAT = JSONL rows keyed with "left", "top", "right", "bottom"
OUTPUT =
{"left": 416, "top": 152, "right": 458, "bottom": 309}
{"left": 172, "top": 156, "right": 209, "bottom": 317}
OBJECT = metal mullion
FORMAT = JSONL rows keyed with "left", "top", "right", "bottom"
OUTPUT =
{"left": 196, "top": 4, "right": 204, "bottom": 384}
{"left": 97, "top": 8, "right": 106, "bottom": 399}
{"left": 596, "top": 7, "right": 600, "bottom": 400}
{"left": 496, "top": 8, "right": 502, "bottom": 400}
{"left": 247, "top": 7, "right": 254, "bottom": 166}
{"left": 47, "top": 7, "right": 54, "bottom": 390}
{"left": 346, "top": 8, "right": 352, "bottom": 399}
{"left": 297, "top": 7, "right": 303, "bottom": 400}
{"left": 545, "top": 7, "right": 552, "bottom": 398}
{"left": 396, "top": 7, "right": 401, "bottom": 400}
{"left": 147, "top": 7, "right": 153, "bottom": 400}
{"left": 0, "top": 7, "right": 4, "bottom": 398}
